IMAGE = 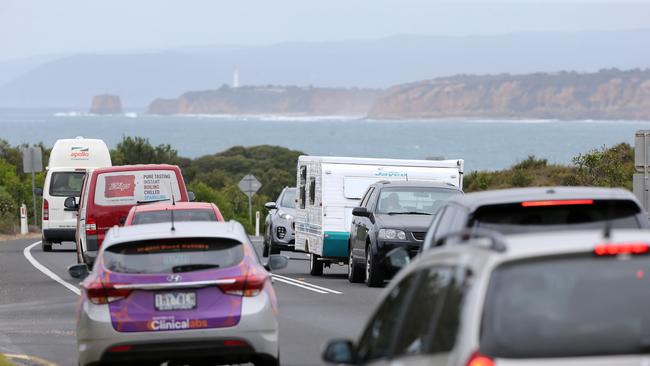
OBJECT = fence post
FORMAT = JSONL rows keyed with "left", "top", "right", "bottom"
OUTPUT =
{"left": 20, "top": 204, "right": 28, "bottom": 235}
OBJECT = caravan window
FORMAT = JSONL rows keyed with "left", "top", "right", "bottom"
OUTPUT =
{"left": 344, "top": 177, "right": 382, "bottom": 199}
{"left": 300, "top": 166, "right": 307, "bottom": 185}
{"left": 309, "top": 177, "right": 316, "bottom": 205}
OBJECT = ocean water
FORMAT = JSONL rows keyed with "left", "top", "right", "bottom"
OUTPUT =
{"left": 2, "top": 109, "right": 650, "bottom": 172}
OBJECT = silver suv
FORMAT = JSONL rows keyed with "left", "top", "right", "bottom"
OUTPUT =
{"left": 324, "top": 229, "right": 650, "bottom": 366}
{"left": 263, "top": 187, "right": 296, "bottom": 257}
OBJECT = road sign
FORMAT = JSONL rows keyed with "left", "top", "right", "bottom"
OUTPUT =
{"left": 238, "top": 174, "right": 262, "bottom": 198}
{"left": 22, "top": 147, "right": 43, "bottom": 173}
{"left": 238, "top": 174, "right": 262, "bottom": 226}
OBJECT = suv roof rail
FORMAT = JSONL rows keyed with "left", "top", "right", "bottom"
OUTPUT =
{"left": 434, "top": 228, "right": 507, "bottom": 253}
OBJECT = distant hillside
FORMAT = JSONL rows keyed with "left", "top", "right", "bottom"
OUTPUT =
{"left": 2, "top": 29, "right": 650, "bottom": 108}
{"left": 148, "top": 86, "right": 380, "bottom": 115}
{"left": 368, "top": 69, "right": 650, "bottom": 120}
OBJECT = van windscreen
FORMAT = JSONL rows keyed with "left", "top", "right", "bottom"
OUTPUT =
{"left": 50, "top": 172, "right": 85, "bottom": 197}
{"left": 94, "top": 170, "right": 182, "bottom": 206}
{"left": 473, "top": 200, "right": 642, "bottom": 234}
{"left": 103, "top": 238, "right": 244, "bottom": 274}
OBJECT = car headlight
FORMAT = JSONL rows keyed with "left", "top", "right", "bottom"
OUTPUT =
{"left": 378, "top": 229, "right": 407, "bottom": 241}
{"left": 279, "top": 211, "right": 294, "bottom": 221}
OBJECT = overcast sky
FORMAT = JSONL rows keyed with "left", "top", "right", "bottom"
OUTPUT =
{"left": 1, "top": 0, "right": 649, "bottom": 61}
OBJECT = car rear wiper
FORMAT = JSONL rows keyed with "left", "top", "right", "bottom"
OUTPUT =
{"left": 137, "top": 198, "right": 171, "bottom": 204}
{"left": 172, "top": 264, "right": 220, "bottom": 273}
{"left": 387, "top": 211, "right": 432, "bottom": 215}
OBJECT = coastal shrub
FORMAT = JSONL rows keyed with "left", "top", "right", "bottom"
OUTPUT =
{"left": 573, "top": 143, "right": 634, "bottom": 190}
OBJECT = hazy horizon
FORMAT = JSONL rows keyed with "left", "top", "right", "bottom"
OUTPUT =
{"left": 2, "top": 0, "right": 650, "bottom": 61}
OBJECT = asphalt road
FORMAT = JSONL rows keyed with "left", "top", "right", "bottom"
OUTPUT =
{"left": 0, "top": 237, "right": 383, "bottom": 366}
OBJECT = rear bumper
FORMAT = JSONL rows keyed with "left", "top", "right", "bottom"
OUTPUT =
{"left": 43, "top": 228, "right": 76, "bottom": 243}
{"left": 77, "top": 290, "right": 279, "bottom": 366}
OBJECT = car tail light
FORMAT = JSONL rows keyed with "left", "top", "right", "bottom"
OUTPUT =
{"left": 43, "top": 199, "right": 49, "bottom": 221}
{"left": 83, "top": 280, "right": 132, "bottom": 304}
{"left": 521, "top": 199, "right": 593, "bottom": 207}
{"left": 108, "top": 345, "right": 132, "bottom": 353}
{"left": 217, "top": 273, "right": 268, "bottom": 297}
{"left": 85, "top": 217, "right": 97, "bottom": 235}
{"left": 223, "top": 340, "right": 247, "bottom": 347}
{"left": 594, "top": 242, "right": 650, "bottom": 256}
{"left": 466, "top": 352, "right": 494, "bottom": 366}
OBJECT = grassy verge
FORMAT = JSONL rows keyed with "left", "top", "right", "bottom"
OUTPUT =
{"left": 0, "top": 354, "right": 17, "bottom": 366}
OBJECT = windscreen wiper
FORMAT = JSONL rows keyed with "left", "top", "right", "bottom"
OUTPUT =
{"left": 136, "top": 198, "right": 171, "bottom": 204}
{"left": 387, "top": 211, "right": 432, "bottom": 215}
{"left": 172, "top": 264, "right": 220, "bottom": 273}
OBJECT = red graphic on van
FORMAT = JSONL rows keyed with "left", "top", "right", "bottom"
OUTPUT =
{"left": 105, "top": 175, "right": 135, "bottom": 198}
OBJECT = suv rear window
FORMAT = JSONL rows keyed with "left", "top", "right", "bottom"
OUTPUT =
{"left": 103, "top": 238, "right": 243, "bottom": 274}
{"left": 473, "top": 200, "right": 642, "bottom": 234}
{"left": 49, "top": 172, "right": 85, "bottom": 197}
{"left": 482, "top": 254, "right": 650, "bottom": 358}
{"left": 133, "top": 209, "right": 217, "bottom": 225}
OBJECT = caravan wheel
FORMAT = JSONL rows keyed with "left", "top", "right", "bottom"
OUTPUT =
{"left": 309, "top": 252, "right": 323, "bottom": 276}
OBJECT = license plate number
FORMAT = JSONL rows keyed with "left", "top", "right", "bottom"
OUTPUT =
{"left": 155, "top": 292, "right": 196, "bottom": 311}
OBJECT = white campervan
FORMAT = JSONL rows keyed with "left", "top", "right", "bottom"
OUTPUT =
{"left": 294, "top": 156, "right": 463, "bottom": 275}
{"left": 41, "top": 137, "right": 111, "bottom": 251}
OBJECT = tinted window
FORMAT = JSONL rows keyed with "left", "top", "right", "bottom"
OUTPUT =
{"left": 433, "top": 205, "right": 461, "bottom": 243}
{"left": 94, "top": 170, "right": 182, "bottom": 206}
{"left": 132, "top": 209, "right": 217, "bottom": 225}
{"left": 393, "top": 266, "right": 465, "bottom": 357}
{"left": 473, "top": 200, "right": 642, "bottom": 234}
{"left": 49, "top": 172, "right": 85, "bottom": 197}
{"left": 309, "top": 177, "right": 316, "bottom": 205}
{"left": 280, "top": 189, "right": 296, "bottom": 208}
{"left": 482, "top": 254, "right": 650, "bottom": 358}
{"left": 377, "top": 187, "right": 460, "bottom": 215}
{"left": 103, "top": 238, "right": 244, "bottom": 274}
{"left": 360, "top": 187, "right": 375, "bottom": 208}
{"left": 357, "top": 273, "right": 418, "bottom": 361}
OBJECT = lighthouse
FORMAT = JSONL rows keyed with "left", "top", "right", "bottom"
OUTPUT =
{"left": 233, "top": 66, "right": 240, "bottom": 88}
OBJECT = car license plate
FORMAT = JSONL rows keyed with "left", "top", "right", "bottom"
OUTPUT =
{"left": 155, "top": 292, "right": 196, "bottom": 311}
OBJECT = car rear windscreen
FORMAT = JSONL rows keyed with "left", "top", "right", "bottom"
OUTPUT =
{"left": 473, "top": 200, "right": 642, "bottom": 234}
{"left": 132, "top": 209, "right": 217, "bottom": 225}
{"left": 481, "top": 254, "right": 650, "bottom": 358}
{"left": 103, "top": 238, "right": 244, "bottom": 274}
{"left": 94, "top": 170, "right": 182, "bottom": 206}
{"left": 49, "top": 172, "right": 85, "bottom": 197}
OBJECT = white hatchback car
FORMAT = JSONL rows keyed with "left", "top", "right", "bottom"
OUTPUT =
{"left": 69, "top": 221, "right": 287, "bottom": 366}
{"left": 324, "top": 229, "right": 650, "bottom": 366}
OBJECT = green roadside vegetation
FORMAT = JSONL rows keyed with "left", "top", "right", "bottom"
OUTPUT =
{"left": 0, "top": 354, "right": 16, "bottom": 366}
{"left": 0, "top": 137, "right": 634, "bottom": 234}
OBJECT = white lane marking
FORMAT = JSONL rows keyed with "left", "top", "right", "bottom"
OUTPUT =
{"left": 272, "top": 277, "right": 328, "bottom": 294}
{"left": 23, "top": 241, "right": 81, "bottom": 296}
{"left": 272, "top": 274, "right": 343, "bottom": 294}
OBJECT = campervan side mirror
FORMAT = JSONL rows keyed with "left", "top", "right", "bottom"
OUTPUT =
{"left": 64, "top": 197, "right": 78, "bottom": 211}
{"left": 265, "top": 202, "right": 277, "bottom": 211}
{"left": 187, "top": 191, "right": 196, "bottom": 202}
{"left": 351, "top": 207, "right": 370, "bottom": 217}
{"left": 68, "top": 263, "right": 89, "bottom": 279}
{"left": 33, "top": 188, "right": 43, "bottom": 196}
{"left": 265, "top": 255, "right": 289, "bottom": 271}
{"left": 385, "top": 247, "right": 411, "bottom": 271}
{"left": 322, "top": 339, "right": 357, "bottom": 364}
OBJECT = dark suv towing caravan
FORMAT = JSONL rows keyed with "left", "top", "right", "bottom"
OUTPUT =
{"left": 421, "top": 186, "right": 650, "bottom": 251}
{"left": 349, "top": 180, "right": 462, "bottom": 286}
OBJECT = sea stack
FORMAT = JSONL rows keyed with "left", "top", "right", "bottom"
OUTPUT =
{"left": 89, "top": 94, "right": 123, "bottom": 115}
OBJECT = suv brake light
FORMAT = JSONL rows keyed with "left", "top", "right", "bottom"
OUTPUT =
{"left": 217, "top": 273, "right": 268, "bottom": 297}
{"left": 466, "top": 352, "right": 494, "bottom": 366}
{"left": 521, "top": 199, "right": 593, "bottom": 207}
{"left": 43, "top": 199, "right": 49, "bottom": 221}
{"left": 83, "top": 280, "right": 132, "bottom": 304}
{"left": 594, "top": 243, "right": 650, "bottom": 256}
{"left": 86, "top": 217, "right": 97, "bottom": 235}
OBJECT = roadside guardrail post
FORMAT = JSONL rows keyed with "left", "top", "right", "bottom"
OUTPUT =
{"left": 20, "top": 204, "right": 28, "bottom": 235}
{"left": 255, "top": 211, "right": 260, "bottom": 236}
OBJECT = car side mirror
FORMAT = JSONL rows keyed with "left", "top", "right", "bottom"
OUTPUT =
{"left": 68, "top": 263, "right": 89, "bottom": 279}
{"left": 265, "top": 255, "right": 289, "bottom": 271}
{"left": 265, "top": 202, "right": 277, "bottom": 211}
{"left": 119, "top": 216, "right": 126, "bottom": 225}
{"left": 187, "top": 191, "right": 196, "bottom": 202}
{"left": 385, "top": 246, "right": 411, "bottom": 270}
{"left": 322, "top": 339, "right": 357, "bottom": 364}
{"left": 64, "top": 197, "right": 78, "bottom": 211}
{"left": 352, "top": 207, "right": 370, "bottom": 217}
{"left": 33, "top": 188, "right": 43, "bottom": 196}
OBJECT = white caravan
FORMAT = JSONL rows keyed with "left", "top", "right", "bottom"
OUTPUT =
{"left": 294, "top": 156, "right": 463, "bottom": 275}
{"left": 41, "top": 137, "right": 111, "bottom": 251}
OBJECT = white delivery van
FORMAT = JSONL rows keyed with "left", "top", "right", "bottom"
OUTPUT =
{"left": 294, "top": 156, "right": 463, "bottom": 275}
{"left": 41, "top": 137, "right": 111, "bottom": 251}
